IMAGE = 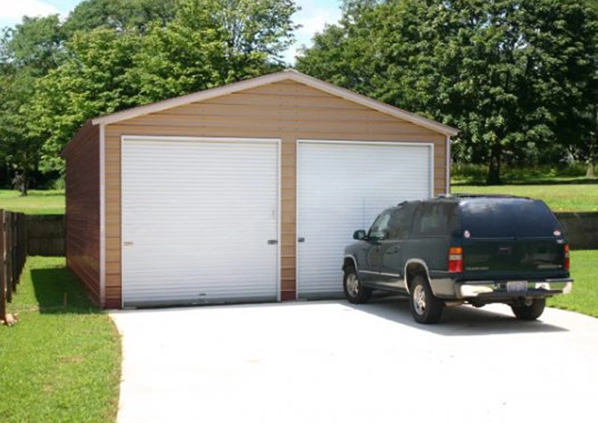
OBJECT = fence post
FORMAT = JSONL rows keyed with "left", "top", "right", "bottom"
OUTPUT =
{"left": 5, "top": 213, "right": 12, "bottom": 303}
{"left": 17, "top": 213, "right": 27, "bottom": 278}
{"left": 1, "top": 210, "right": 6, "bottom": 323}
{"left": 11, "top": 213, "right": 18, "bottom": 293}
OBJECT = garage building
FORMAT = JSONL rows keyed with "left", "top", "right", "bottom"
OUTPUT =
{"left": 62, "top": 69, "right": 458, "bottom": 309}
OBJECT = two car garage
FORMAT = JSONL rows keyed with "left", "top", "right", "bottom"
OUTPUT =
{"left": 62, "top": 70, "right": 456, "bottom": 308}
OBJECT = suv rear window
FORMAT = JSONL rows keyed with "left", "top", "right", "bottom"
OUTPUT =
{"left": 460, "top": 199, "right": 559, "bottom": 238}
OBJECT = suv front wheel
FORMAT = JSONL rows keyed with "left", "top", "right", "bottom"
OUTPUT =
{"left": 410, "top": 275, "right": 444, "bottom": 324}
{"left": 343, "top": 266, "right": 372, "bottom": 304}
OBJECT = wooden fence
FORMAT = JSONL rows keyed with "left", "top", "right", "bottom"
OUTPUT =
{"left": 1, "top": 210, "right": 27, "bottom": 325}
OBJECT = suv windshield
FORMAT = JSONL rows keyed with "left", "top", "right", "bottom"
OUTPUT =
{"left": 460, "top": 199, "right": 559, "bottom": 238}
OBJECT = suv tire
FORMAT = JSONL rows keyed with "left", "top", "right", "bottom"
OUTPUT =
{"left": 343, "top": 266, "right": 372, "bottom": 304}
{"left": 410, "top": 275, "right": 443, "bottom": 324}
{"left": 511, "top": 298, "right": 546, "bottom": 321}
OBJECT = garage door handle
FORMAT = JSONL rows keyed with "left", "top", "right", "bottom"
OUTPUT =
{"left": 298, "top": 237, "right": 305, "bottom": 243}
{"left": 267, "top": 240, "right": 278, "bottom": 245}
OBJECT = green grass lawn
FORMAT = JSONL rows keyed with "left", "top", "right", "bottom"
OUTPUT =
{"left": 0, "top": 190, "right": 65, "bottom": 214}
{"left": 0, "top": 257, "right": 121, "bottom": 423}
{"left": 548, "top": 250, "right": 598, "bottom": 318}
{"left": 452, "top": 184, "right": 598, "bottom": 212}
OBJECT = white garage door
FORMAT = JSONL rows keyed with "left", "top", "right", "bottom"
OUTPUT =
{"left": 121, "top": 137, "right": 279, "bottom": 307}
{"left": 297, "top": 140, "right": 433, "bottom": 298}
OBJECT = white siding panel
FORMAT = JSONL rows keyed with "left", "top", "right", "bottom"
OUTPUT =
{"left": 122, "top": 137, "right": 279, "bottom": 307}
{"left": 297, "top": 141, "right": 433, "bottom": 298}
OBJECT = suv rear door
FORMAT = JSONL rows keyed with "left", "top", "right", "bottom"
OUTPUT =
{"left": 460, "top": 199, "right": 567, "bottom": 281}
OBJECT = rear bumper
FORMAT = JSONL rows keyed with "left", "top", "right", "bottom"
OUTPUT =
{"left": 456, "top": 278, "right": 573, "bottom": 299}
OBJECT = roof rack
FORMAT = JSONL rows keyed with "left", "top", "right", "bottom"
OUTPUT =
{"left": 441, "top": 194, "right": 531, "bottom": 200}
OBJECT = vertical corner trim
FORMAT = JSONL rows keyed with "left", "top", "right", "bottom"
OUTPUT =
{"left": 445, "top": 135, "right": 452, "bottom": 195}
{"left": 99, "top": 123, "right": 106, "bottom": 308}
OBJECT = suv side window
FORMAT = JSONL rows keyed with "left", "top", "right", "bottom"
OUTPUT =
{"left": 368, "top": 210, "right": 392, "bottom": 239}
{"left": 411, "top": 203, "right": 455, "bottom": 238}
{"left": 388, "top": 205, "right": 413, "bottom": 239}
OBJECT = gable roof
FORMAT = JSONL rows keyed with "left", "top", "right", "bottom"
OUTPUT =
{"left": 91, "top": 69, "right": 458, "bottom": 136}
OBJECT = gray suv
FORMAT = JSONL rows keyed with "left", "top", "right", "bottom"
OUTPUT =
{"left": 342, "top": 195, "right": 573, "bottom": 324}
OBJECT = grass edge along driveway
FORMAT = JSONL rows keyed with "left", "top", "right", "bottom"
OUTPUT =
{"left": 548, "top": 250, "right": 598, "bottom": 318}
{"left": 0, "top": 256, "right": 121, "bottom": 423}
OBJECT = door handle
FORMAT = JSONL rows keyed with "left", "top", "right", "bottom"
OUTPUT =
{"left": 386, "top": 247, "right": 401, "bottom": 254}
{"left": 267, "top": 240, "right": 278, "bottom": 245}
{"left": 298, "top": 237, "right": 305, "bottom": 243}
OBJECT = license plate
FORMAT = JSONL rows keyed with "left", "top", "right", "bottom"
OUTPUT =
{"left": 507, "top": 281, "right": 528, "bottom": 293}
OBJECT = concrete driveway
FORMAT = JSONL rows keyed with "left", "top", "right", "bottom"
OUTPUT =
{"left": 110, "top": 299, "right": 598, "bottom": 423}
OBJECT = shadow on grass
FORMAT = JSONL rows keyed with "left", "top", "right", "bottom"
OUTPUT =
{"left": 30, "top": 267, "right": 102, "bottom": 314}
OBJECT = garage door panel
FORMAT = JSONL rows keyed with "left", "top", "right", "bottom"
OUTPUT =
{"left": 297, "top": 141, "right": 432, "bottom": 298}
{"left": 122, "top": 138, "right": 279, "bottom": 307}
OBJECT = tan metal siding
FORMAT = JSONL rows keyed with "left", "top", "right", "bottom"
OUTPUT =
{"left": 64, "top": 121, "right": 101, "bottom": 304}
{"left": 104, "top": 80, "right": 447, "bottom": 306}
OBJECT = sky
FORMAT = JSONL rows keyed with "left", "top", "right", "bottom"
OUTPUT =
{"left": 0, "top": 0, "right": 343, "bottom": 63}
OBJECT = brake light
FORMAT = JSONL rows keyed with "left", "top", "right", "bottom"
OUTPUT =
{"left": 564, "top": 244, "right": 570, "bottom": 271}
{"left": 448, "top": 247, "right": 463, "bottom": 273}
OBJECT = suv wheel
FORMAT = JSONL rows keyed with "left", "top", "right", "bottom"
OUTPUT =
{"left": 410, "top": 275, "right": 443, "bottom": 324}
{"left": 511, "top": 298, "right": 546, "bottom": 321}
{"left": 343, "top": 266, "right": 372, "bottom": 304}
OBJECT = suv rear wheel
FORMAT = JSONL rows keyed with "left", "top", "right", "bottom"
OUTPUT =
{"left": 410, "top": 275, "right": 443, "bottom": 324}
{"left": 511, "top": 298, "right": 546, "bottom": 321}
{"left": 343, "top": 266, "right": 372, "bottom": 304}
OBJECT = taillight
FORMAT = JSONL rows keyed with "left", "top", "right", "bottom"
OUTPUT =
{"left": 564, "top": 244, "right": 570, "bottom": 271}
{"left": 448, "top": 247, "right": 463, "bottom": 273}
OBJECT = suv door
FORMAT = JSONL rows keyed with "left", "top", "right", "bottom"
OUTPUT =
{"left": 375, "top": 203, "right": 415, "bottom": 291}
{"left": 356, "top": 210, "right": 393, "bottom": 285}
{"left": 402, "top": 202, "right": 457, "bottom": 276}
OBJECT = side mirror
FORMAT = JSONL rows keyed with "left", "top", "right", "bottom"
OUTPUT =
{"left": 353, "top": 230, "right": 367, "bottom": 240}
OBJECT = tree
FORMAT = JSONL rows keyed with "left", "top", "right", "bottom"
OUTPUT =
{"left": 63, "top": 0, "right": 177, "bottom": 33}
{"left": 298, "top": 0, "right": 598, "bottom": 184}
{"left": 27, "top": 28, "right": 144, "bottom": 173}
{"left": 28, "top": 0, "right": 299, "bottom": 173}
{"left": 0, "top": 15, "right": 66, "bottom": 194}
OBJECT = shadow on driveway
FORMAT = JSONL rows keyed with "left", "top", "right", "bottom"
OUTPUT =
{"left": 345, "top": 295, "right": 569, "bottom": 336}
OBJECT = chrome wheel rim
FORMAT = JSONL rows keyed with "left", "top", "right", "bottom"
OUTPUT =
{"left": 413, "top": 285, "right": 426, "bottom": 315}
{"left": 347, "top": 273, "right": 360, "bottom": 297}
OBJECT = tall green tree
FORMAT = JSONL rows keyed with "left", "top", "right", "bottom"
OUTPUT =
{"left": 0, "top": 15, "right": 66, "bottom": 193}
{"left": 27, "top": 28, "right": 144, "bottom": 173}
{"left": 64, "top": 0, "right": 177, "bottom": 33}
{"left": 298, "top": 0, "right": 598, "bottom": 184}
{"left": 28, "top": 0, "right": 298, "bottom": 173}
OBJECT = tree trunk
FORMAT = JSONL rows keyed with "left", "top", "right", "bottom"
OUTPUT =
{"left": 587, "top": 162, "right": 596, "bottom": 178}
{"left": 486, "top": 146, "right": 502, "bottom": 185}
{"left": 14, "top": 170, "right": 28, "bottom": 196}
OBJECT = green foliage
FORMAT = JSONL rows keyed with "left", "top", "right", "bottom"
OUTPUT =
{"left": 64, "top": 0, "right": 177, "bottom": 33}
{"left": 0, "top": 0, "right": 298, "bottom": 178}
{"left": 0, "top": 15, "right": 67, "bottom": 193}
{"left": 0, "top": 257, "right": 121, "bottom": 423}
{"left": 298, "top": 0, "right": 598, "bottom": 184}
{"left": 29, "top": 28, "right": 144, "bottom": 172}
{"left": 549, "top": 250, "right": 598, "bottom": 318}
